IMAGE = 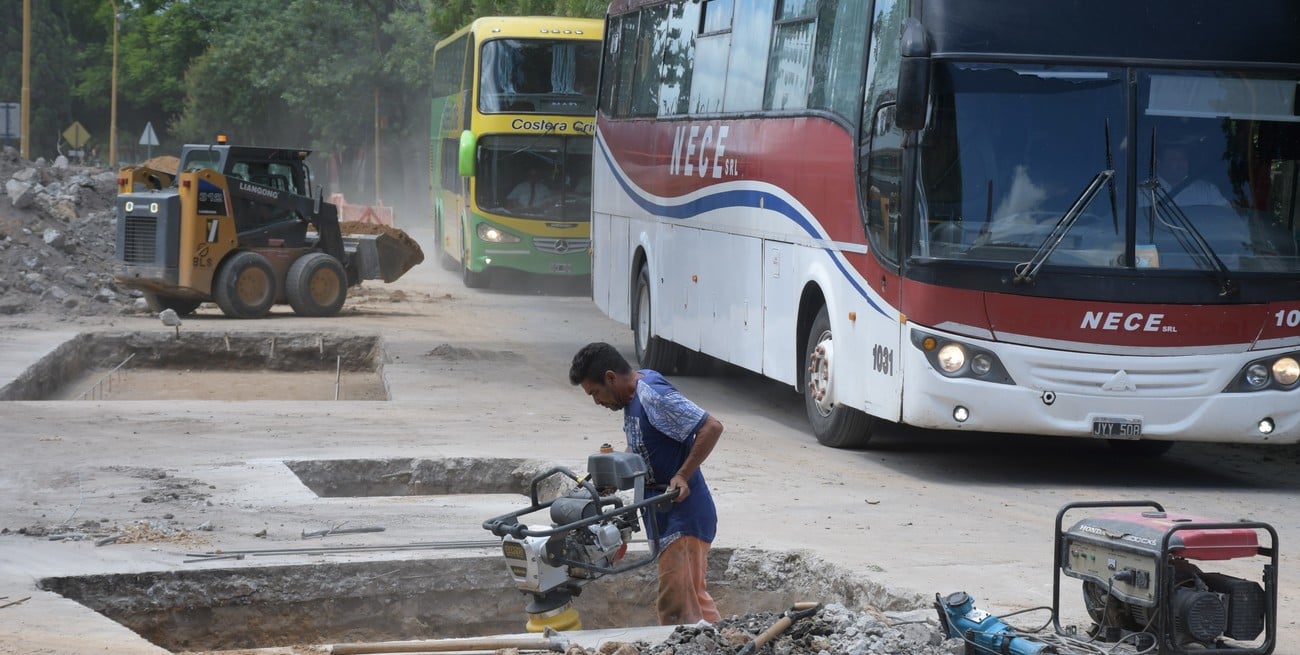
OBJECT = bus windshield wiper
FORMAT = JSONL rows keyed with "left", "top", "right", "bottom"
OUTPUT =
{"left": 1142, "top": 179, "right": 1237, "bottom": 296}
{"left": 1013, "top": 169, "right": 1114, "bottom": 284}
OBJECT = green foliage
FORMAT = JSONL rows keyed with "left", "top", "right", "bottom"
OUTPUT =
{"left": 6, "top": 0, "right": 609, "bottom": 194}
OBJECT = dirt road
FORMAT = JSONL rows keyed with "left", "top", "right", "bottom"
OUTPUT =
{"left": 1, "top": 225, "right": 1297, "bottom": 654}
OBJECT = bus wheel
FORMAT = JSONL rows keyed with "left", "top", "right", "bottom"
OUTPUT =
{"left": 1106, "top": 439, "right": 1174, "bottom": 457}
{"left": 286, "top": 252, "right": 347, "bottom": 317}
{"left": 634, "top": 266, "right": 681, "bottom": 371}
{"left": 214, "top": 251, "right": 276, "bottom": 319}
{"left": 461, "top": 235, "right": 489, "bottom": 288}
{"left": 804, "top": 306, "right": 874, "bottom": 448}
{"left": 145, "top": 294, "right": 202, "bottom": 317}
{"left": 435, "top": 210, "right": 457, "bottom": 271}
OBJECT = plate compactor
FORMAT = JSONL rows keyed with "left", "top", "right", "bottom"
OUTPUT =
{"left": 482, "top": 449, "right": 677, "bottom": 632}
{"left": 939, "top": 500, "right": 1277, "bottom": 655}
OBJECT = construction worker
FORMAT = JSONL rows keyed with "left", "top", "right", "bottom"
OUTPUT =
{"left": 568, "top": 341, "right": 724, "bottom": 625}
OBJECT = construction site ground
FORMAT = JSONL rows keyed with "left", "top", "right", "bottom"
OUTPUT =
{"left": 2, "top": 218, "right": 1300, "bottom": 653}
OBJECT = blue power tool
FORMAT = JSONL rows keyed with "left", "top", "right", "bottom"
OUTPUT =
{"left": 935, "top": 591, "right": 1053, "bottom": 655}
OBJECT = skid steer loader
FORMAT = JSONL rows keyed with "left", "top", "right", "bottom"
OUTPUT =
{"left": 113, "top": 136, "right": 423, "bottom": 318}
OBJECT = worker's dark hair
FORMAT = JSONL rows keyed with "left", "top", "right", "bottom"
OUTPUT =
{"left": 569, "top": 342, "right": 631, "bottom": 385}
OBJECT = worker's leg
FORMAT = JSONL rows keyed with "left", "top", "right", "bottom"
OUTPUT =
{"left": 655, "top": 536, "right": 721, "bottom": 625}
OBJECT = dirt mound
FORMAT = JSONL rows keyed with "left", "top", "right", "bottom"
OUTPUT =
{"left": 139, "top": 155, "right": 179, "bottom": 175}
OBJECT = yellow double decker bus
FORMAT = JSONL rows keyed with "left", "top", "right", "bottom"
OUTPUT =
{"left": 430, "top": 16, "right": 603, "bottom": 288}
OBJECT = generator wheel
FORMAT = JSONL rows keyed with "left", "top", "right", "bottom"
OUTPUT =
{"left": 804, "top": 305, "right": 875, "bottom": 448}
{"left": 286, "top": 252, "right": 347, "bottom": 317}
{"left": 213, "top": 251, "right": 276, "bottom": 319}
{"left": 144, "top": 294, "right": 202, "bottom": 317}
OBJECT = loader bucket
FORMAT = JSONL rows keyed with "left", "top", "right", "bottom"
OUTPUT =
{"left": 340, "top": 222, "right": 425, "bottom": 283}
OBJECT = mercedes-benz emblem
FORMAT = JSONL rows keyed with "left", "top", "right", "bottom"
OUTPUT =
{"left": 554, "top": 239, "right": 569, "bottom": 253}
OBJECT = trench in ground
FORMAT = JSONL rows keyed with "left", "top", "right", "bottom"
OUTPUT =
{"left": 39, "top": 457, "right": 917, "bottom": 652}
{"left": 0, "top": 331, "right": 387, "bottom": 401}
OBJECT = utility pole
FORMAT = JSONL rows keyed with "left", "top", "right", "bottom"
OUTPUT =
{"left": 20, "top": 0, "right": 31, "bottom": 159}
{"left": 108, "top": 0, "right": 119, "bottom": 168}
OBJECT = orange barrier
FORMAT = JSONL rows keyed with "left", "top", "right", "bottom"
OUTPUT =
{"left": 328, "top": 193, "right": 394, "bottom": 226}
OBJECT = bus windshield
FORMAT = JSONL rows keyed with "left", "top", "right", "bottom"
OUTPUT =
{"left": 479, "top": 39, "right": 600, "bottom": 115}
{"left": 916, "top": 63, "right": 1300, "bottom": 274}
{"left": 474, "top": 134, "right": 592, "bottom": 221}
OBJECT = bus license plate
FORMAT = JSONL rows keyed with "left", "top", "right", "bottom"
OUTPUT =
{"left": 550, "top": 263, "right": 572, "bottom": 273}
{"left": 1092, "top": 417, "right": 1142, "bottom": 439}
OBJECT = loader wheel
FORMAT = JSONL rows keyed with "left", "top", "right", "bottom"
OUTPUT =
{"left": 214, "top": 251, "right": 276, "bottom": 319}
{"left": 144, "top": 294, "right": 202, "bottom": 317}
{"left": 286, "top": 252, "right": 347, "bottom": 317}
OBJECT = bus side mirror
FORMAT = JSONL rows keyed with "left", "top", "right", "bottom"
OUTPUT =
{"left": 458, "top": 130, "right": 477, "bottom": 177}
{"left": 896, "top": 17, "right": 931, "bottom": 131}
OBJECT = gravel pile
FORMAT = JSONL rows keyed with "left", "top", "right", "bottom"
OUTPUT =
{"left": 0, "top": 146, "right": 143, "bottom": 318}
{"left": 626, "top": 604, "right": 961, "bottom": 655}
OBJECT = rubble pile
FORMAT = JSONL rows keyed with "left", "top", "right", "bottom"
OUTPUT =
{"left": 0, "top": 146, "right": 144, "bottom": 318}
{"left": 626, "top": 605, "right": 962, "bottom": 655}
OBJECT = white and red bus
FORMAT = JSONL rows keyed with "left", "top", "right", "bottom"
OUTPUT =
{"left": 590, "top": 0, "right": 1300, "bottom": 452}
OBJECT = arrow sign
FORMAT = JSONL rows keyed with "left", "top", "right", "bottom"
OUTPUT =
{"left": 63, "top": 121, "right": 91, "bottom": 148}
{"left": 139, "top": 121, "right": 159, "bottom": 146}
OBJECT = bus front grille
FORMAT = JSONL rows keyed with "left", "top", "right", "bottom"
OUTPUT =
{"left": 533, "top": 237, "right": 590, "bottom": 255}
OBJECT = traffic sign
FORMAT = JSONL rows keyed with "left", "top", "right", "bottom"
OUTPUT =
{"left": 0, "top": 103, "right": 18, "bottom": 140}
{"left": 63, "top": 121, "right": 91, "bottom": 148}
{"left": 139, "top": 121, "right": 159, "bottom": 146}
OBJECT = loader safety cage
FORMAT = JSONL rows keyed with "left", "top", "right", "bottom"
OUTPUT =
{"left": 591, "top": 0, "right": 1300, "bottom": 450}
{"left": 430, "top": 16, "right": 604, "bottom": 288}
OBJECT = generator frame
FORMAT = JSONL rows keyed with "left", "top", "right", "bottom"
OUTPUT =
{"left": 1052, "top": 500, "right": 1278, "bottom": 655}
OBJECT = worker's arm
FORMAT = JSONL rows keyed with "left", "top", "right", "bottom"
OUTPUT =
{"left": 667, "top": 415, "right": 723, "bottom": 503}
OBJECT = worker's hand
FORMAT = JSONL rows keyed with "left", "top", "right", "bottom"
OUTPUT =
{"left": 668, "top": 473, "right": 690, "bottom": 503}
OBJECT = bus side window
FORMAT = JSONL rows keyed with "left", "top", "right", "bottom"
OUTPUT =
{"left": 864, "top": 105, "right": 903, "bottom": 263}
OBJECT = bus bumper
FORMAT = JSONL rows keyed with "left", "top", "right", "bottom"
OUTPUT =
{"left": 899, "top": 337, "right": 1300, "bottom": 444}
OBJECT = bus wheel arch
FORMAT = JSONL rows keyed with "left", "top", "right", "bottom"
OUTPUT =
{"left": 801, "top": 299, "right": 875, "bottom": 449}
{"left": 633, "top": 261, "right": 681, "bottom": 371}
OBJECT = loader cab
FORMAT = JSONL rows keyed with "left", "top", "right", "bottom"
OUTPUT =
{"left": 177, "top": 143, "right": 322, "bottom": 248}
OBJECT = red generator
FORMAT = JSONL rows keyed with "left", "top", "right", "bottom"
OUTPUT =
{"left": 1053, "top": 500, "right": 1277, "bottom": 654}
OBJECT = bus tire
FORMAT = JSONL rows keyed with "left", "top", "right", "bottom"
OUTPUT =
{"left": 286, "top": 252, "right": 347, "bottom": 317}
{"left": 461, "top": 233, "right": 490, "bottom": 288}
{"left": 213, "top": 251, "right": 277, "bottom": 319}
{"left": 1106, "top": 439, "right": 1174, "bottom": 457}
{"left": 145, "top": 294, "right": 202, "bottom": 317}
{"left": 435, "top": 210, "right": 458, "bottom": 271}
{"left": 634, "top": 266, "right": 681, "bottom": 371}
{"left": 803, "top": 306, "right": 874, "bottom": 448}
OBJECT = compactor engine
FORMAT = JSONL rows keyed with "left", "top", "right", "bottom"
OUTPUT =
{"left": 114, "top": 138, "right": 422, "bottom": 318}
{"left": 483, "top": 450, "right": 677, "bottom": 632}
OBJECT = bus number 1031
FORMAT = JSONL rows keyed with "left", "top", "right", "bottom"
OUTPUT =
{"left": 872, "top": 344, "right": 894, "bottom": 376}
{"left": 1275, "top": 309, "right": 1300, "bottom": 328}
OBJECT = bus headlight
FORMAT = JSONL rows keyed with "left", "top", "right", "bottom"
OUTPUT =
{"left": 1273, "top": 357, "right": 1300, "bottom": 386}
{"left": 910, "top": 330, "right": 1015, "bottom": 385}
{"left": 1245, "top": 364, "right": 1271, "bottom": 389}
{"left": 477, "top": 223, "right": 521, "bottom": 243}
{"left": 1225, "top": 351, "right": 1300, "bottom": 392}
{"left": 937, "top": 344, "right": 966, "bottom": 373}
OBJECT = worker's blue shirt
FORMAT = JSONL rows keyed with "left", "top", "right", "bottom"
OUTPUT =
{"left": 624, "top": 370, "right": 717, "bottom": 548}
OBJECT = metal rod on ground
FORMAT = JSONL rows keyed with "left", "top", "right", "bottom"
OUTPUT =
{"left": 328, "top": 633, "right": 568, "bottom": 654}
{"left": 335, "top": 354, "right": 341, "bottom": 400}
{"left": 77, "top": 353, "right": 134, "bottom": 400}
{"left": 182, "top": 539, "right": 500, "bottom": 560}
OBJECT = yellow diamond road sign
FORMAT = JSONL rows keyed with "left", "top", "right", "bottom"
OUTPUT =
{"left": 63, "top": 121, "right": 91, "bottom": 148}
